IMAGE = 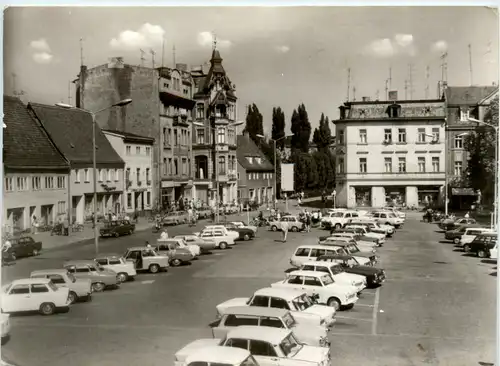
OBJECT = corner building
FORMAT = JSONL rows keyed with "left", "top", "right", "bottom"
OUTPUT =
{"left": 334, "top": 93, "right": 446, "bottom": 208}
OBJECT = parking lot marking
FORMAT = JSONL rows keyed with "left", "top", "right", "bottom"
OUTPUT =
{"left": 141, "top": 280, "right": 155, "bottom": 284}
{"left": 371, "top": 287, "right": 380, "bottom": 335}
{"left": 335, "top": 315, "right": 373, "bottom": 322}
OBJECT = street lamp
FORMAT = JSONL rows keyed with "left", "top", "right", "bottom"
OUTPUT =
{"left": 193, "top": 120, "right": 243, "bottom": 223}
{"left": 256, "top": 133, "right": 293, "bottom": 211}
{"left": 55, "top": 99, "right": 132, "bottom": 256}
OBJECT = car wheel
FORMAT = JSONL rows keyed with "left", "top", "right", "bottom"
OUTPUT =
{"left": 478, "top": 250, "right": 488, "bottom": 258}
{"left": 464, "top": 244, "right": 471, "bottom": 253}
{"left": 114, "top": 232, "right": 120, "bottom": 238}
{"left": 149, "top": 264, "right": 160, "bottom": 273}
{"left": 39, "top": 302, "right": 55, "bottom": 315}
{"left": 68, "top": 291, "right": 78, "bottom": 304}
{"left": 291, "top": 226, "right": 298, "bottom": 232}
{"left": 10, "top": 253, "right": 16, "bottom": 261}
{"left": 327, "top": 297, "right": 341, "bottom": 310}
{"left": 219, "top": 242, "right": 228, "bottom": 250}
{"left": 32, "top": 249, "right": 39, "bottom": 256}
{"left": 129, "top": 230, "right": 133, "bottom": 235}
{"left": 92, "top": 282, "right": 105, "bottom": 292}
{"left": 271, "top": 225, "right": 278, "bottom": 232}
{"left": 243, "top": 234, "right": 250, "bottom": 241}
{"left": 117, "top": 272, "right": 128, "bottom": 283}
{"left": 453, "top": 237, "right": 460, "bottom": 245}
{"left": 171, "top": 258, "right": 182, "bottom": 267}
{"left": 334, "top": 224, "right": 341, "bottom": 230}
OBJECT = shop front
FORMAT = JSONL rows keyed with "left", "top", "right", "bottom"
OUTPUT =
{"left": 384, "top": 186, "right": 406, "bottom": 207}
{"left": 450, "top": 188, "right": 479, "bottom": 210}
{"left": 417, "top": 186, "right": 440, "bottom": 208}
{"left": 354, "top": 186, "right": 371, "bottom": 207}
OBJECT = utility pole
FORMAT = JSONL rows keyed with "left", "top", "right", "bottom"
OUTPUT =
{"left": 79, "top": 38, "right": 84, "bottom": 67}
{"left": 468, "top": 44, "right": 473, "bottom": 86}
{"left": 352, "top": 86, "right": 356, "bottom": 102}
{"left": 388, "top": 67, "right": 392, "bottom": 90}
{"left": 375, "top": 89, "right": 380, "bottom": 101}
{"left": 161, "top": 38, "right": 165, "bottom": 68}
{"left": 346, "top": 68, "right": 351, "bottom": 101}
{"left": 140, "top": 49, "right": 146, "bottom": 67}
{"left": 385, "top": 79, "right": 389, "bottom": 100}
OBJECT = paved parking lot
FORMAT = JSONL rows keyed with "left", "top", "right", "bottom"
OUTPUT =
{"left": 1, "top": 217, "right": 496, "bottom": 366}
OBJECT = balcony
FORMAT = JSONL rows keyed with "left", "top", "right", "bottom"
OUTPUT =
{"left": 173, "top": 115, "right": 189, "bottom": 127}
{"left": 228, "top": 172, "right": 238, "bottom": 181}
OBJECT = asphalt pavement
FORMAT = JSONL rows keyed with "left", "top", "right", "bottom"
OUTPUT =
{"left": 1, "top": 217, "right": 496, "bottom": 366}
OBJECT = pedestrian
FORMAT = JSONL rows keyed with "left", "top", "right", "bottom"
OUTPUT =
{"left": 281, "top": 219, "right": 288, "bottom": 242}
{"left": 305, "top": 211, "right": 311, "bottom": 233}
{"left": 32, "top": 215, "right": 38, "bottom": 235}
{"left": 464, "top": 211, "right": 470, "bottom": 219}
{"left": 63, "top": 216, "right": 69, "bottom": 236}
{"left": 160, "top": 229, "right": 169, "bottom": 240}
{"left": 91, "top": 212, "right": 95, "bottom": 228}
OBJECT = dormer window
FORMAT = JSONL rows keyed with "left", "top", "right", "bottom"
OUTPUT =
{"left": 247, "top": 157, "right": 253, "bottom": 164}
{"left": 460, "top": 108, "right": 470, "bottom": 122}
{"left": 255, "top": 157, "right": 262, "bottom": 164}
{"left": 387, "top": 104, "right": 401, "bottom": 118}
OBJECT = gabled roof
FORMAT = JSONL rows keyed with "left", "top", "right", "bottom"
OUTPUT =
{"left": 194, "top": 49, "right": 236, "bottom": 99}
{"left": 445, "top": 86, "right": 498, "bottom": 106}
{"left": 236, "top": 134, "right": 274, "bottom": 172}
{"left": 102, "top": 129, "right": 155, "bottom": 145}
{"left": 29, "top": 103, "right": 124, "bottom": 167}
{"left": 3, "top": 95, "right": 69, "bottom": 169}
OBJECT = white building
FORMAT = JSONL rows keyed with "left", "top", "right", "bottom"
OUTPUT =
{"left": 334, "top": 94, "right": 446, "bottom": 208}
{"left": 103, "top": 130, "right": 155, "bottom": 214}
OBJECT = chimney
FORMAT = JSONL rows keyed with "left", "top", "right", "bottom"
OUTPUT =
{"left": 388, "top": 91, "right": 398, "bottom": 101}
{"left": 362, "top": 96, "right": 371, "bottom": 102}
{"left": 176, "top": 63, "right": 187, "bottom": 72}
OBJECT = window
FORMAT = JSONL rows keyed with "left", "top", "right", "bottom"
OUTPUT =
{"left": 384, "top": 129, "right": 392, "bottom": 142}
{"left": 295, "top": 247, "right": 310, "bottom": 257}
{"left": 460, "top": 108, "right": 470, "bottom": 122}
{"left": 31, "top": 284, "right": 49, "bottom": 293}
{"left": 431, "top": 128, "right": 440, "bottom": 142}
{"left": 146, "top": 147, "right": 151, "bottom": 156}
{"left": 98, "top": 169, "right": 103, "bottom": 182}
{"left": 454, "top": 161, "right": 463, "bottom": 176}
{"left": 146, "top": 192, "right": 151, "bottom": 206}
{"left": 219, "top": 156, "right": 226, "bottom": 174}
{"left": 16, "top": 177, "right": 28, "bottom": 191}
{"left": 338, "top": 130, "right": 345, "bottom": 144}
{"left": 9, "top": 284, "right": 30, "bottom": 295}
{"left": 225, "top": 338, "right": 249, "bottom": 350}
{"left": 174, "top": 129, "right": 178, "bottom": 146}
{"left": 182, "top": 158, "right": 187, "bottom": 175}
{"left": 225, "top": 315, "right": 259, "bottom": 327}
{"left": 432, "top": 157, "right": 440, "bottom": 172}
{"left": 74, "top": 169, "right": 80, "bottom": 183}
{"left": 5, "top": 177, "right": 13, "bottom": 192}
{"left": 32, "top": 176, "right": 41, "bottom": 190}
{"left": 57, "top": 201, "right": 66, "bottom": 214}
{"left": 418, "top": 128, "right": 426, "bottom": 143}
{"left": 398, "top": 157, "right": 406, "bottom": 173}
{"left": 136, "top": 168, "right": 140, "bottom": 182}
{"left": 45, "top": 176, "right": 54, "bottom": 189}
{"left": 126, "top": 145, "right": 131, "bottom": 155}
{"left": 197, "top": 129, "right": 205, "bottom": 144}
{"left": 174, "top": 159, "right": 178, "bottom": 175}
{"left": 250, "top": 340, "right": 277, "bottom": 357}
{"left": 109, "top": 169, "right": 115, "bottom": 182}
{"left": 384, "top": 157, "right": 392, "bottom": 173}
{"left": 359, "top": 158, "right": 367, "bottom": 173}
{"left": 167, "top": 128, "right": 172, "bottom": 145}
{"left": 127, "top": 193, "right": 132, "bottom": 208}
{"left": 454, "top": 135, "right": 464, "bottom": 149}
{"left": 48, "top": 274, "right": 66, "bottom": 285}
{"left": 84, "top": 169, "right": 89, "bottom": 182}
{"left": 57, "top": 176, "right": 66, "bottom": 189}
{"left": 162, "top": 128, "right": 167, "bottom": 146}
{"left": 146, "top": 168, "right": 150, "bottom": 182}
{"left": 167, "top": 158, "right": 172, "bottom": 175}
{"left": 217, "top": 128, "right": 225, "bottom": 144}
{"left": 250, "top": 296, "right": 269, "bottom": 307}
{"left": 359, "top": 129, "right": 367, "bottom": 143}
{"left": 136, "top": 146, "right": 140, "bottom": 155}
{"left": 126, "top": 168, "right": 131, "bottom": 182}
{"left": 418, "top": 157, "right": 426, "bottom": 173}
{"left": 398, "top": 128, "right": 406, "bottom": 143}
{"left": 338, "top": 157, "right": 344, "bottom": 174}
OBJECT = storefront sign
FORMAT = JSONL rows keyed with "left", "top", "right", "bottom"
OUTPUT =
{"left": 451, "top": 188, "right": 476, "bottom": 196}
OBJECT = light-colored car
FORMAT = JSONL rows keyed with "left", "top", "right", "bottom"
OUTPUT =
{"left": 319, "top": 239, "right": 376, "bottom": 266}
{"left": 1, "top": 314, "right": 11, "bottom": 344}
{"left": 326, "top": 232, "right": 380, "bottom": 249}
{"left": 272, "top": 270, "right": 358, "bottom": 311}
{"left": 175, "top": 346, "right": 259, "bottom": 366}
{"left": 290, "top": 244, "right": 346, "bottom": 268}
{"left": 210, "top": 306, "right": 329, "bottom": 347}
{"left": 63, "top": 260, "right": 118, "bottom": 292}
{"left": 160, "top": 237, "right": 200, "bottom": 257}
{"left": 156, "top": 240, "right": 195, "bottom": 266}
{"left": 123, "top": 247, "right": 170, "bottom": 273}
{"left": 174, "top": 234, "right": 217, "bottom": 253}
{"left": 2, "top": 278, "right": 71, "bottom": 315}
{"left": 382, "top": 207, "right": 406, "bottom": 220}
{"left": 216, "top": 287, "right": 336, "bottom": 328}
{"left": 321, "top": 210, "right": 359, "bottom": 230}
{"left": 350, "top": 219, "right": 395, "bottom": 237}
{"left": 269, "top": 216, "right": 305, "bottom": 232}
{"left": 198, "top": 225, "right": 240, "bottom": 241}
{"left": 370, "top": 211, "right": 404, "bottom": 228}
{"left": 175, "top": 326, "right": 330, "bottom": 366}
{"left": 300, "top": 261, "right": 366, "bottom": 294}
{"left": 198, "top": 227, "right": 236, "bottom": 249}
{"left": 231, "top": 221, "right": 258, "bottom": 234}
{"left": 458, "top": 228, "right": 495, "bottom": 248}
{"left": 94, "top": 254, "right": 137, "bottom": 283}
{"left": 30, "top": 269, "right": 92, "bottom": 303}
{"left": 342, "top": 225, "right": 386, "bottom": 241}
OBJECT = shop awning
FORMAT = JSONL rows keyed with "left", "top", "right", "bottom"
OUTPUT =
{"left": 451, "top": 188, "right": 477, "bottom": 196}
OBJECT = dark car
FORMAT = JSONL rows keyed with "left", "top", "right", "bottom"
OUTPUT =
{"left": 439, "top": 218, "right": 477, "bottom": 231}
{"left": 222, "top": 223, "right": 255, "bottom": 241}
{"left": 444, "top": 224, "right": 483, "bottom": 244}
{"left": 466, "top": 233, "right": 498, "bottom": 258}
{"left": 99, "top": 220, "right": 135, "bottom": 238}
{"left": 317, "top": 254, "right": 385, "bottom": 288}
{"left": 10, "top": 236, "right": 42, "bottom": 258}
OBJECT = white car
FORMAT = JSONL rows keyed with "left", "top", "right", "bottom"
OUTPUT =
{"left": 94, "top": 254, "right": 137, "bottom": 282}
{"left": 231, "top": 221, "right": 258, "bottom": 234}
{"left": 272, "top": 270, "right": 358, "bottom": 311}
{"left": 320, "top": 239, "right": 376, "bottom": 266}
{"left": 160, "top": 237, "right": 201, "bottom": 257}
{"left": 327, "top": 233, "right": 380, "bottom": 249}
{"left": 300, "top": 261, "right": 366, "bottom": 294}
{"left": 321, "top": 211, "right": 359, "bottom": 230}
{"left": 383, "top": 207, "right": 406, "bottom": 219}
{"left": 269, "top": 216, "right": 305, "bottom": 232}
{"left": 198, "top": 227, "right": 236, "bottom": 250}
{"left": 175, "top": 326, "right": 330, "bottom": 366}
{"left": 458, "top": 228, "right": 495, "bottom": 247}
{"left": 342, "top": 225, "right": 386, "bottom": 242}
{"left": 2, "top": 278, "right": 71, "bottom": 315}
{"left": 197, "top": 225, "right": 240, "bottom": 241}
{"left": 216, "top": 287, "right": 336, "bottom": 328}
{"left": 370, "top": 211, "right": 404, "bottom": 228}
{"left": 290, "top": 244, "right": 346, "bottom": 268}
{"left": 490, "top": 243, "right": 498, "bottom": 259}
{"left": 352, "top": 219, "right": 395, "bottom": 237}
{"left": 1, "top": 314, "right": 10, "bottom": 343}
{"left": 175, "top": 346, "right": 259, "bottom": 366}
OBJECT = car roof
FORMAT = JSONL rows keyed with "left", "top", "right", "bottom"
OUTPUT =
{"left": 223, "top": 306, "right": 288, "bottom": 317}
{"left": 10, "top": 278, "right": 51, "bottom": 285}
{"left": 478, "top": 232, "right": 498, "bottom": 237}
{"left": 254, "top": 287, "right": 305, "bottom": 300}
{"left": 226, "top": 326, "right": 290, "bottom": 343}
{"left": 185, "top": 346, "right": 251, "bottom": 364}
{"left": 288, "top": 270, "right": 330, "bottom": 278}
{"left": 127, "top": 246, "right": 151, "bottom": 251}
{"left": 63, "top": 259, "right": 96, "bottom": 266}
{"left": 318, "top": 254, "right": 353, "bottom": 260}
{"left": 95, "top": 253, "right": 123, "bottom": 259}
{"left": 465, "top": 227, "right": 494, "bottom": 232}
{"left": 323, "top": 240, "right": 349, "bottom": 246}
{"left": 31, "top": 269, "right": 68, "bottom": 275}
{"left": 302, "top": 260, "right": 340, "bottom": 268}
{"left": 296, "top": 244, "right": 342, "bottom": 250}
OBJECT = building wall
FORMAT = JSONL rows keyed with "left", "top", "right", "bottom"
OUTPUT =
{"left": 236, "top": 164, "right": 273, "bottom": 204}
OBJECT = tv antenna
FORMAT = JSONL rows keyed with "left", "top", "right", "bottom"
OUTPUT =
{"left": 385, "top": 79, "right": 389, "bottom": 100}
{"left": 388, "top": 67, "right": 392, "bottom": 90}
{"left": 150, "top": 49, "right": 156, "bottom": 68}
{"left": 173, "top": 44, "right": 176, "bottom": 67}
{"left": 68, "top": 81, "right": 72, "bottom": 105}
{"left": 375, "top": 89, "right": 380, "bottom": 101}
{"left": 79, "top": 38, "right": 84, "bottom": 67}
{"left": 161, "top": 38, "right": 165, "bottom": 68}
{"left": 440, "top": 51, "right": 448, "bottom": 82}
{"left": 346, "top": 68, "right": 351, "bottom": 101}
{"left": 425, "top": 65, "right": 430, "bottom": 99}
{"left": 404, "top": 79, "right": 408, "bottom": 100}
{"left": 408, "top": 63, "right": 414, "bottom": 100}
{"left": 140, "top": 49, "right": 146, "bottom": 67}
{"left": 352, "top": 86, "right": 356, "bottom": 102}
{"left": 468, "top": 44, "right": 473, "bottom": 85}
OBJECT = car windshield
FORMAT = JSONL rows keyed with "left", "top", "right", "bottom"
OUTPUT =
{"left": 321, "top": 274, "right": 334, "bottom": 286}
{"left": 388, "top": 213, "right": 396, "bottom": 218}
{"left": 95, "top": 264, "right": 106, "bottom": 272}
{"left": 283, "top": 312, "right": 296, "bottom": 328}
{"left": 330, "top": 265, "right": 344, "bottom": 275}
{"left": 331, "top": 212, "right": 344, "bottom": 218}
{"left": 67, "top": 273, "right": 77, "bottom": 283}
{"left": 348, "top": 244, "right": 359, "bottom": 253}
{"left": 353, "top": 234, "right": 362, "bottom": 241}
{"left": 292, "top": 294, "right": 313, "bottom": 311}
{"left": 347, "top": 258, "right": 358, "bottom": 267}
{"left": 241, "top": 356, "right": 259, "bottom": 366}
{"left": 280, "top": 333, "right": 302, "bottom": 357}
{"left": 47, "top": 281, "right": 58, "bottom": 291}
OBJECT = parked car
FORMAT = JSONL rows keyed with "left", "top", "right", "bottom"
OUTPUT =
{"left": 341, "top": 225, "right": 386, "bottom": 242}
{"left": 174, "top": 234, "right": 217, "bottom": 254}
{"left": 9, "top": 235, "right": 42, "bottom": 258}
{"left": 321, "top": 210, "right": 359, "bottom": 230}
{"left": 174, "top": 346, "right": 259, "bottom": 366}
{"left": 369, "top": 211, "right": 404, "bottom": 228}
{"left": 209, "top": 306, "right": 329, "bottom": 347}
{"left": 1, "top": 314, "right": 11, "bottom": 344}
{"left": 299, "top": 261, "right": 366, "bottom": 294}
{"left": 445, "top": 224, "right": 482, "bottom": 244}
{"left": 458, "top": 228, "right": 495, "bottom": 249}
{"left": 439, "top": 217, "right": 477, "bottom": 231}
{"left": 163, "top": 212, "right": 180, "bottom": 226}
{"left": 223, "top": 223, "right": 255, "bottom": 241}
{"left": 99, "top": 220, "right": 135, "bottom": 238}
{"left": 349, "top": 220, "right": 395, "bottom": 237}
{"left": 271, "top": 270, "right": 358, "bottom": 310}
{"left": 465, "top": 233, "right": 498, "bottom": 258}
{"left": 230, "top": 221, "right": 258, "bottom": 234}
{"left": 216, "top": 287, "right": 336, "bottom": 328}
{"left": 175, "top": 326, "right": 330, "bottom": 366}
{"left": 94, "top": 254, "right": 137, "bottom": 282}
{"left": 316, "top": 254, "right": 386, "bottom": 288}
{"left": 381, "top": 207, "right": 406, "bottom": 220}
{"left": 290, "top": 244, "right": 346, "bottom": 268}
{"left": 155, "top": 240, "right": 195, "bottom": 266}
{"left": 269, "top": 216, "right": 305, "bottom": 232}
{"left": 319, "top": 239, "right": 376, "bottom": 265}
{"left": 161, "top": 237, "right": 200, "bottom": 257}
{"left": 197, "top": 227, "right": 236, "bottom": 249}
{"left": 323, "top": 232, "right": 381, "bottom": 248}
{"left": 63, "top": 260, "right": 119, "bottom": 292}
{"left": 197, "top": 225, "right": 240, "bottom": 242}
{"left": 30, "top": 269, "right": 92, "bottom": 303}
{"left": 123, "top": 247, "right": 170, "bottom": 273}
{"left": 1, "top": 278, "right": 71, "bottom": 315}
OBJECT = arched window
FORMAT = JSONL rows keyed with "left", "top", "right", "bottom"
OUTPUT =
{"left": 386, "top": 104, "right": 402, "bottom": 118}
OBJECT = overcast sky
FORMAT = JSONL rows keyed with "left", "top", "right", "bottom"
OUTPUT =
{"left": 4, "top": 6, "right": 498, "bottom": 134}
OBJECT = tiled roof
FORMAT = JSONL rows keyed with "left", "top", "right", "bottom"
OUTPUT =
{"left": 3, "top": 95, "right": 69, "bottom": 169}
{"left": 102, "top": 129, "right": 155, "bottom": 144}
{"left": 29, "top": 103, "right": 124, "bottom": 166}
{"left": 445, "top": 86, "right": 498, "bottom": 106}
{"left": 236, "top": 134, "right": 274, "bottom": 172}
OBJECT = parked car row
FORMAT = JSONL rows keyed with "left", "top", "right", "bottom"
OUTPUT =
{"left": 442, "top": 222, "right": 498, "bottom": 259}
{"left": 320, "top": 208, "right": 405, "bottom": 231}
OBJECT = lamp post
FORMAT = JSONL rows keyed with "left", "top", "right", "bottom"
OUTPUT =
{"left": 55, "top": 99, "right": 132, "bottom": 256}
{"left": 193, "top": 120, "right": 243, "bottom": 223}
{"left": 256, "top": 134, "right": 293, "bottom": 211}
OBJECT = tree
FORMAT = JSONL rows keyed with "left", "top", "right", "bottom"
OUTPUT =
{"left": 271, "top": 107, "right": 286, "bottom": 151}
{"left": 243, "top": 103, "right": 264, "bottom": 143}
{"left": 290, "top": 104, "right": 311, "bottom": 153}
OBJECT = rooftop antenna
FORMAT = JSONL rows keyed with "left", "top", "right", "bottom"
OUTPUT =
{"left": 375, "top": 89, "right": 380, "bottom": 101}
{"left": 384, "top": 79, "right": 389, "bottom": 100}
{"left": 150, "top": 49, "right": 156, "bottom": 69}
{"left": 346, "top": 68, "right": 351, "bottom": 101}
{"left": 468, "top": 44, "right": 473, "bottom": 86}
{"left": 404, "top": 79, "right": 408, "bottom": 100}
{"left": 425, "top": 65, "right": 430, "bottom": 99}
{"left": 173, "top": 44, "right": 176, "bottom": 67}
{"left": 140, "top": 49, "right": 146, "bottom": 67}
{"left": 352, "top": 86, "right": 356, "bottom": 102}
{"left": 408, "top": 63, "right": 414, "bottom": 100}
{"left": 79, "top": 38, "right": 84, "bottom": 67}
{"left": 440, "top": 51, "right": 448, "bottom": 82}
{"left": 68, "top": 81, "right": 72, "bottom": 105}
{"left": 11, "top": 73, "right": 25, "bottom": 98}
{"left": 388, "top": 67, "right": 392, "bottom": 90}
{"left": 212, "top": 32, "right": 217, "bottom": 51}
{"left": 161, "top": 38, "right": 165, "bottom": 68}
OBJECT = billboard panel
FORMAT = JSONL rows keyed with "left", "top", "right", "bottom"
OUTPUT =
{"left": 281, "top": 164, "right": 294, "bottom": 192}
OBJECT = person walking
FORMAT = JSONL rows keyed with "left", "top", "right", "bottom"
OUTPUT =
{"left": 63, "top": 216, "right": 69, "bottom": 236}
{"left": 305, "top": 211, "right": 311, "bottom": 233}
{"left": 281, "top": 219, "right": 288, "bottom": 243}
